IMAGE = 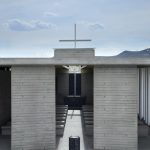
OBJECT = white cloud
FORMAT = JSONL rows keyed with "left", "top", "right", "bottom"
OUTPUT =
{"left": 7, "top": 19, "right": 34, "bottom": 31}
{"left": 44, "top": 12, "right": 58, "bottom": 17}
{"left": 34, "top": 21, "right": 55, "bottom": 30}
{"left": 78, "top": 21, "right": 104, "bottom": 31}
{"left": 88, "top": 23, "right": 104, "bottom": 31}
{"left": 6, "top": 19, "right": 55, "bottom": 31}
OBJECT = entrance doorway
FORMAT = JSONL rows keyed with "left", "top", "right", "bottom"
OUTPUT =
{"left": 56, "top": 65, "right": 93, "bottom": 150}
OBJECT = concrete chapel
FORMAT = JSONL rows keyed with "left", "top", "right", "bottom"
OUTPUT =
{"left": 0, "top": 48, "right": 149, "bottom": 150}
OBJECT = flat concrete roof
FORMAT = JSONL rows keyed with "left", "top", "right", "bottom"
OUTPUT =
{"left": 0, "top": 48, "right": 150, "bottom": 66}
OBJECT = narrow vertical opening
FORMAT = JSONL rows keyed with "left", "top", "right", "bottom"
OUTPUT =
{"left": 69, "top": 73, "right": 75, "bottom": 96}
{"left": 0, "top": 66, "right": 11, "bottom": 150}
{"left": 55, "top": 65, "right": 93, "bottom": 150}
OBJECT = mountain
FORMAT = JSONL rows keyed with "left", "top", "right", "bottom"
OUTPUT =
{"left": 117, "top": 48, "right": 150, "bottom": 57}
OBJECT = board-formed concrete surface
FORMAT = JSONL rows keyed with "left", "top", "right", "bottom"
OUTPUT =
{"left": 94, "top": 67, "right": 138, "bottom": 150}
{"left": 11, "top": 66, "right": 55, "bottom": 150}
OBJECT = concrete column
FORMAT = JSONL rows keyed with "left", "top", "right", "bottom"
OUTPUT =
{"left": 94, "top": 66, "right": 138, "bottom": 150}
{"left": 11, "top": 66, "right": 55, "bottom": 150}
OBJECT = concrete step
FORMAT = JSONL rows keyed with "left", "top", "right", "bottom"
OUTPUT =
{"left": 56, "top": 110, "right": 68, "bottom": 114}
{"left": 83, "top": 112, "right": 93, "bottom": 114}
{"left": 56, "top": 121, "right": 66, "bottom": 125}
{"left": 84, "top": 117, "right": 93, "bottom": 121}
{"left": 56, "top": 113, "right": 67, "bottom": 117}
{"left": 56, "top": 125, "right": 65, "bottom": 136}
{"left": 56, "top": 116, "right": 67, "bottom": 121}
{"left": 82, "top": 109, "right": 93, "bottom": 112}
{"left": 56, "top": 105, "right": 68, "bottom": 109}
{"left": 83, "top": 113, "right": 93, "bottom": 117}
{"left": 84, "top": 120, "right": 93, "bottom": 125}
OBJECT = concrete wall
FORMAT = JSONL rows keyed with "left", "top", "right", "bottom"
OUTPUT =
{"left": 0, "top": 71, "right": 11, "bottom": 126}
{"left": 81, "top": 68, "right": 93, "bottom": 105}
{"left": 94, "top": 66, "right": 138, "bottom": 150}
{"left": 54, "top": 48, "right": 95, "bottom": 59}
{"left": 11, "top": 66, "right": 55, "bottom": 150}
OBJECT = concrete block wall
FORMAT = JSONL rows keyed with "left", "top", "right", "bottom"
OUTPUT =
{"left": 0, "top": 71, "right": 11, "bottom": 126}
{"left": 94, "top": 66, "right": 138, "bottom": 150}
{"left": 11, "top": 66, "right": 55, "bottom": 150}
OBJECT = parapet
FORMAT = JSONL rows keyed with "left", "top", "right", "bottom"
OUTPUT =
{"left": 54, "top": 48, "right": 95, "bottom": 59}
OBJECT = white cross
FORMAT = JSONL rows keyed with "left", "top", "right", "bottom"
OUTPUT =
{"left": 59, "top": 24, "right": 91, "bottom": 48}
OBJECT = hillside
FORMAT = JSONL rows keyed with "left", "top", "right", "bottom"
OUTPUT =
{"left": 117, "top": 48, "right": 150, "bottom": 57}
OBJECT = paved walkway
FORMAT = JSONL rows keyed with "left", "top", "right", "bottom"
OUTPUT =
{"left": 56, "top": 110, "right": 93, "bottom": 150}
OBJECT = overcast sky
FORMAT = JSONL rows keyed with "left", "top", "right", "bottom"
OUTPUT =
{"left": 0, "top": 0, "right": 150, "bottom": 57}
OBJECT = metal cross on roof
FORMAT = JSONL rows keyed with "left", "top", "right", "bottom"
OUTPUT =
{"left": 59, "top": 24, "right": 92, "bottom": 48}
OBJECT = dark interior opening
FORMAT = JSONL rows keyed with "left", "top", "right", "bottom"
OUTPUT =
{"left": 0, "top": 66, "right": 11, "bottom": 150}
{"left": 56, "top": 65, "right": 94, "bottom": 149}
{"left": 76, "top": 74, "right": 81, "bottom": 96}
{"left": 56, "top": 66, "right": 93, "bottom": 109}
{"left": 69, "top": 73, "right": 75, "bottom": 96}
